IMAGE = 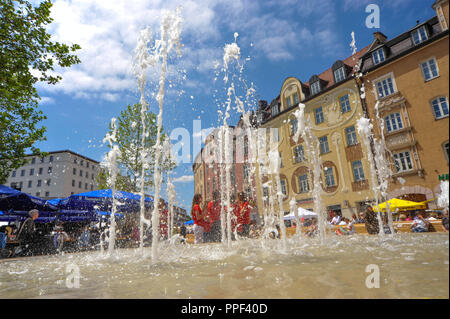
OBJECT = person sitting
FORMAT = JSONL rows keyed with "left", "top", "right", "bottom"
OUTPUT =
{"left": 441, "top": 210, "right": 449, "bottom": 233}
{"left": 410, "top": 214, "right": 429, "bottom": 233}
{"left": 358, "top": 212, "right": 365, "bottom": 224}
{"left": 330, "top": 212, "right": 341, "bottom": 225}
{"left": 364, "top": 206, "right": 380, "bottom": 235}
{"left": 306, "top": 218, "right": 318, "bottom": 237}
{"left": 15, "top": 209, "right": 42, "bottom": 256}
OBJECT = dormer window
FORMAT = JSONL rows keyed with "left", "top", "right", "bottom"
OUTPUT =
{"left": 310, "top": 81, "right": 321, "bottom": 95}
{"left": 372, "top": 48, "right": 385, "bottom": 65}
{"left": 286, "top": 96, "right": 292, "bottom": 108}
{"left": 334, "top": 67, "right": 346, "bottom": 82}
{"left": 293, "top": 92, "right": 299, "bottom": 104}
{"left": 412, "top": 26, "right": 428, "bottom": 45}
{"left": 271, "top": 103, "right": 279, "bottom": 116}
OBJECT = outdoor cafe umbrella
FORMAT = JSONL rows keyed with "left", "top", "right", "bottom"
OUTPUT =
{"left": 184, "top": 220, "right": 194, "bottom": 225}
{"left": 372, "top": 198, "right": 428, "bottom": 213}
{"left": 58, "top": 189, "right": 153, "bottom": 213}
{"left": 0, "top": 184, "right": 58, "bottom": 212}
{"left": 283, "top": 207, "right": 317, "bottom": 220}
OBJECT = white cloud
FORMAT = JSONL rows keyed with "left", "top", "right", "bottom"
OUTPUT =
{"left": 39, "top": 96, "right": 55, "bottom": 105}
{"left": 172, "top": 175, "right": 194, "bottom": 183}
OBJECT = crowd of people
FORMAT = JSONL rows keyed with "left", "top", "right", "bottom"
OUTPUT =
{"left": 191, "top": 191, "right": 257, "bottom": 244}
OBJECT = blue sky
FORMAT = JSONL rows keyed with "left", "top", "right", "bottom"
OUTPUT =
{"left": 32, "top": 0, "right": 437, "bottom": 212}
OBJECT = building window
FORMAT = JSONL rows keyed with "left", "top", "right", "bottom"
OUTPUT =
{"left": 48, "top": 166, "right": 52, "bottom": 174}
{"left": 271, "top": 103, "right": 279, "bottom": 116}
{"left": 86, "top": 172, "right": 89, "bottom": 178}
{"left": 310, "top": 81, "right": 321, "bottom": 95}
{"left": 279, "top": 152, "right": 283, "bottom": 168}
{"left": 31, "top": 157, "right": 36, "bottom": 164}
{"left": 340, "top": 95, "right": 351, "bottom": 113}
{"left": 243, "top": 165, "right": 249, "bottom": 179}
{"left": 420, "top": 58, "right": 439, "bottom": 81}
{"left": 393, "top": 151, "right": 414, "bottom": 173}
{"left": 324, "top": 167, "right": 336, "bottom": 187}
{"left": 49, "top": 156, "right": 54, "bottom": 162}
{"left": 73, "top": 168, "right": 76, "bottom": 175}
{"left": 294, "top": 145, "right": 305, "bottom": 163}
{"left": 91, "top": 173, "right": 94, "bottom": 180}
{"left": 72, "top": 180, "right": 75, "bottom": 187}
{"left": 315, "top": 106, "right": 324, "bottom": 124}
{"left": 46, "top": 179, "right": 51, "bottom": 186}
{"left": 345, "top": 126, "right": 358, "bottom": 146}
{"left": 74, "top": 158, "right": 77, "bottom": 164}
{"left": 80, "top": 170, "right": 83, "bottom": 177}
{"left": 37, "top": 180, "right": 41, "bottom": 187}
{"left": 412, "top": 26, "right": 428, "bottom": 45}
{"left": 39, "top": 167, "right": 43, "bottom": 175}
{"left": 298, "top": 174, "right": 310, "bottom": 193}
{"left": 40, "top": 157, "right": 44, "bottom": 163}
{"left": 293, "top": 92, "right": 299, "bottom": 104}
{"left": 36, "top": 192, "right": 40, "bottom": 197}
{"left": 90, "top": 185, "right": 94, "bottom": 191}
{"left": 85, "top": 183, "right": 88, "bottom": 190}
{"left": 352, "top": 160, "right": 365, "bottom": 182}
{"left": 244, "top": 136, "right": 248, "bottom": 156}
{"left": 372, "top": 48, "right": 385, "bottom": 65}
{"left": 19, "top": 181, "right": 23, "bottom": 189}
{"left": 290, "top": 118, "right": 298, "bottom": 135}
{"left": 79, "top": 181, "right": 82, "bottom": 188}
{"left": 385, "top": 113, "right": 404, "bottom": 133}
{"left": 21, "top": 169, "right": 25, "bottom": 177}
{"left": 29, "top": 168, "right": 34, "bottom": 176}
{"left": 286, "top": 96, "right": 292, "bottom": 108}
{"left": 80, "top": 160, "right": 84, "bottom": 166}
{"left": 375, "top": 75, "right": 395, "bottom": 99}
{"left": 443, "top": 141, "right": 450, "bottom": 163}
{"left": 45, "top": 191, "right": 49, "bottom": 197}
{"left": 280, "top": 179, "right": 287, "bottom": 196}
{"left": 28, "top": 180, "right": 32, "bottom": 188}
{"left": 334, "top": 66, "right": 346, "bottom": 82}
{"left": 431, "top": 97, "right": 449, "bottom": 119}
{"left": 12, "top": 171, "right": 16, "bottom": 177}
{"left": 87, "top": 162, "right": 90, "bottom": 168}
{"left": 319, "top": 136, "right": 329, "bottom": 154}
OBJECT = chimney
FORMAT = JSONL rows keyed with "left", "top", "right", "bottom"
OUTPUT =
{"left": 373, "top": 31, "right": 387, "bottom": 43}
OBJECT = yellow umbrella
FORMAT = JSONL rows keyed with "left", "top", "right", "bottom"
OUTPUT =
{"left": 372, "top": 198, "right": 427, "bottom": 213}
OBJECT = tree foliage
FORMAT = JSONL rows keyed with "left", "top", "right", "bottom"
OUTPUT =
{"left": 0, "top": 0, "right": 81, "bottom": 183}
{"left": 102, "top": 103, "right": 176, "bottom": 192}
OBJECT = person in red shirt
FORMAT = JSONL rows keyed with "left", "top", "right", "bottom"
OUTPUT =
{"left": 207, "top": 190, "right": 222, "bottom": 242}
{"left": 191, "top": 194, "right": 208, "bottom": 244}
{"left": 237, "top": 192, "right": 251, "bottom": 237}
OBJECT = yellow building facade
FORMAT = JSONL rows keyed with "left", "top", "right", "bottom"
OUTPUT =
{"left": 255, "top": 50, "right": 378, "bottom": 218}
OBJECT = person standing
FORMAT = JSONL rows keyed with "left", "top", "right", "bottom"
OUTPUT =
{"left": 237, "top": 192, "right": 251, "bottom": 237}
{"left": 192, "top": 194, "right": 208, "bottom": 244}
{"left": 207, "top": 190, "right": 222, "bottom": 242}
{"left": 16, "top": 209, "right": 40, "bottom": 255}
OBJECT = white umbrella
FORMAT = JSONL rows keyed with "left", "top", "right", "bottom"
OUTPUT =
{"left": 283, "top": 207, "right": 317, "bottom": 220}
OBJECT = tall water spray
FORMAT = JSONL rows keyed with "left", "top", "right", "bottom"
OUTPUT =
{"left": 103, "top": 118, "right": 120, "bottom": 255}
{"left": 293, "top": 104, "right": 326, "bottom": 242}
{"left": 356, "top": 116, "right": 385, "bottom": 237}
{"left": 133, "top": 8, "right": 182, "bottom": 260}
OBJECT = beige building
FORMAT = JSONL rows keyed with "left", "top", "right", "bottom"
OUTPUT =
{"left": 255, "top": 47, "right": 378, "bottom": 218}
{"left": 359, "top": 1, "right": 449, "bottom": 208}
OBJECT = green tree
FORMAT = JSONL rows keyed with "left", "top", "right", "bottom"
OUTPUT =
{"left": 0, "top": 0, "right": 81, "bottom": 183}
{"left": 103, "top": 103, "right": 176, "bottom": 192}
{"left": 96, "top": 167, "right": 136, "bottom": 193}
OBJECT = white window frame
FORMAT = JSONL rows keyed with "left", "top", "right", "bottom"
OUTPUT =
{"left": 393, "top": 150, "right": 414, "bottom": 173}
{"left": 324, "top": 167, "right": 336, "bottom": 187}
{"left": 280, "top": 179, "right": 287, "bottom": 196}
{"left": 420, "top": 57, "right": 439, "bottom": 81}
{"left": 319, "top": 136, "right": 329, "bottom": 154}
{"left": 372, "top": 48, "right": 385, "bottom": 65}
{"left": 384, "top": 112, "right": 404, "bottom": 133}
{"left": 298, "top": 174, "right": 310, "bottom": 193}
{"left": 431, "top": 96, "right": 449, "bottom": 120}
{"left": 294, "top": 145, "right": 305, "bottom": 163}
{"left": 352, "top": 160, "right": 365, "bottom": 182}
{"left": 345, "top": 126, "right": 358, "bottom": 146}
{"left": 412, "top": 26, "right": 428, "bottom": 45}
{"left": 271, "top": 103, "right": 279, "bottom": 116}
{"left": 373, "top": 72, "right": 397, "bottom": 100}
{"left": 340, "top": 94, "right": 351, "bottom": 113}
{"left": 315, "top": 106, "right": 324, "bottom": 124}
{"left": 334, "top": 67, "right": 346, "bottom": 82}
{"left": 310, "top": 81, "right": 321, "bottom": 95}
{"left": 291, "top": 118, "right": 298, "bottom": 135}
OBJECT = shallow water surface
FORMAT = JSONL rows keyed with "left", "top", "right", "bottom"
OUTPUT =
{"left": 0, "top": 233, "right": 448, "bottom": 298}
